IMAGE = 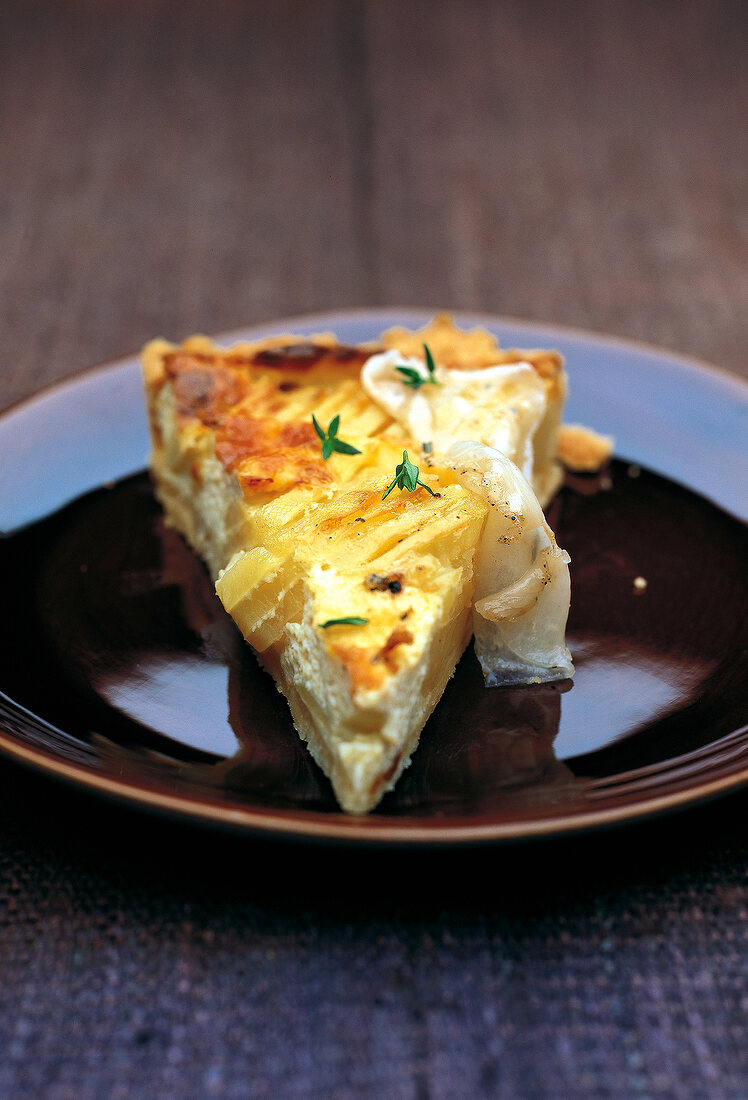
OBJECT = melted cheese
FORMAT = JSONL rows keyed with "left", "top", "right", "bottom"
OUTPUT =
{"left": 361, "top": 349, "right": 547, "bottom": 481}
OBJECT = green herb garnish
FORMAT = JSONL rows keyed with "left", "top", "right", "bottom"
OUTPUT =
{"left": 318, "top": 616, "right": 369, "bottom": 629}
{"left": 312, "top": 414, "right": 362, "bottom": 461}
{"left": 382, "top": 450, "right": 437, "bottom": 500}
{"left": 394, "top": 343, "right": 440, "bottom": 389}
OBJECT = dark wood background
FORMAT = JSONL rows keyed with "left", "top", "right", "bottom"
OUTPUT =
{"left": 0, "top": 0, "right": 745, "bottom": 411}
{"left": 0, "top": 3, "right": 747, "bottom": 1098}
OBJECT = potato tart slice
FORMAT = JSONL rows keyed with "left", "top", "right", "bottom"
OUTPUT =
{"left": 141, "top": 322, "right": 574, "bottom": 813}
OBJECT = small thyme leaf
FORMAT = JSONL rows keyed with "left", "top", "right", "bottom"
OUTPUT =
{"left": 312, "top": 414, "right": 361, "bottom": 460}
{"left": 382, "top": 450, "right": 437, "bottom": 500}
{"left": 393, "top": 342, "right": 440, "bottom": 390}
{"left": 331, "top": 440, "right": 361, "bottom": 456}
{"left": 394, "top": 365, "right": 426, "bottom": 389}
{"left": 423, "top": 342, "right": 437, "bottom": 378}
{"left": 318, "top": 616, "right": 369, "bottom": 629}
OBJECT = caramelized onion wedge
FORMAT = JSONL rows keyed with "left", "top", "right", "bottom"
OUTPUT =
{"left": 446, "top": 441, "right": 574, "bottom": 686}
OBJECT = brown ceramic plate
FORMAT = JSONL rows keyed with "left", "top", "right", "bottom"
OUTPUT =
{"left": 1, "top": 310, "right": 747, "bottom": 844}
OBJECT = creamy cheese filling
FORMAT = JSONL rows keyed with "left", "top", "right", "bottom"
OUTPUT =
{"left": 361, "top": 348, "right": 547, "bottom": 481}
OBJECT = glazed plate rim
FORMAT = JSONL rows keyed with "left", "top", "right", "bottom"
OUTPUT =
{"left": 1, "top": 308, "right": 746, "bottom": 845}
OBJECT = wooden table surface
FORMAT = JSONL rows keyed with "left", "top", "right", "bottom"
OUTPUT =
{"left": 0, "top": 3, "right": 747, "bottom": 1099}
{"left": 1, "top": 0, "right": 745, "bottom": 411}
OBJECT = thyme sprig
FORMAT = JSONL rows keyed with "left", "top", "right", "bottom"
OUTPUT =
{"left": 394, "top": 343, "right": 440, "bottom": 390}
{"left": 312, "top": 414, "right": 362, "bottom": 461}
{"left": 382, "top": 450, "right": 437, "bottom": 500}
{"left": 318, "top": 616, "right": 369, "bottom": 629}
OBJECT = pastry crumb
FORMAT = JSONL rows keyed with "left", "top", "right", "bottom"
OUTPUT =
{"left": 557, "top": 423, "right": 614, "bottom": 472}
